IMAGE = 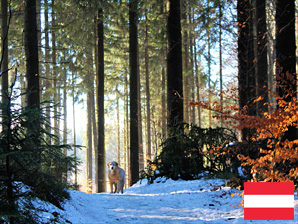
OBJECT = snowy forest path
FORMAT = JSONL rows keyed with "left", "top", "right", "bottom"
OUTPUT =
{"left": 60, "top": 179, "right": 298, "bottom": 223}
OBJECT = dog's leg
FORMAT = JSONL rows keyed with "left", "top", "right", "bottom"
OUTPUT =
{"left": 113, "top": 183, "right": 117, "bottom": 193}
{"left": 120, "top": 181, "right": 124, "bottom": 194}
{"left": 115, "top": 180, "right": 120, "bottom": 193}
{"left": 110, "top": 182, "right": 113, "bottom": 193}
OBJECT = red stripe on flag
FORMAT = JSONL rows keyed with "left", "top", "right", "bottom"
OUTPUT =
{"left": 244, "top": 182, "right": 294, "bottom": 195}
{"left": 244, "top": 208, "right": 294, "bottom": 220}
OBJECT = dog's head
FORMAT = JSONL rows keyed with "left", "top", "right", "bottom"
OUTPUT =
{"left": 107, "top": 161, "right": 118, "bottom": 172}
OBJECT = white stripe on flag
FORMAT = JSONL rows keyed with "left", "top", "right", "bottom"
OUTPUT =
{"left": 244, "top": 195, "right": 294, "bottom": 208}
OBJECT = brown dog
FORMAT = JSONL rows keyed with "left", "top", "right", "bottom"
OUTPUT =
{"left": 107, "top": 161, "right": 125, "bottom": 194}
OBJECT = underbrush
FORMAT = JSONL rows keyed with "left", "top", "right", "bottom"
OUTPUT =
{"left": 140, "top": 123, "right": 243, "bottom": 185}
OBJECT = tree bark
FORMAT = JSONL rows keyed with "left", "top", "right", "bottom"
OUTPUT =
{"left": 96, "top": 4, "right": 106, "bottom": 192}
{"left": 194, "top": 39, "right": 201, "bottom": 127}
{"left": 275, "top": 0, "right": 297, "bottom": 141}
{"left": 63, "top": 54, "right": 67, "bottom": 183}
{"left": 72, "top": 73, "right": 77, "bottom": 187}
{"left": 160, "top": 0, "right": 167, "bottom": 140}
{"left": 181, "top": 0, "right": 189, "bottom": 124}
{"left": 219, "top": 0, "right": 223, "bottom": 127}
{"left": 167, "top": 0, "right": 183, "bottom": 128}
{"left": 129, "top": 0, "right": 139, "bottom": 185}
{"left": 87, "top": 90, "right": 93, "bottom": 193}
{"left": 44, "top": 0, "right": 51, "bottom": 143}
{"left": 145, "top": 9, "right": 151, "bottom": 163}
{"left": 116, "top": 85, "right": 121, "bottom": 165}
{"left": 237, "top": 0, "right": 256, "bottom": 140}
{"left": 1, "top": 0, "right": 9, "bottom": 109}
{"left": 24, "top": 0, "right": 40, "bottom": 109}
{"left": 256, "top": 0, "right": 268, "bottom": 114}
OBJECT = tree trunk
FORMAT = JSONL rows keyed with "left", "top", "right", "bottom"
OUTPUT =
{"left": 219, "top": 0, "right": 223, "bottom": 127}
{"left": 145, "top": 9, "right": 151, "bottom": 162}
{"left": 237, "top": 0, "right": 255, "bottom": 141}
{"left": 44, "top": 0, "right": 51, "bottom": 142}
{"left": 267, "top": 0, "right": 275, "bottom": 109}
{"left": 181, "top": 0, "right": 189, "bottom": 124}
{"left": 138, "top": 60, "right": 143, "bottom": 171}
{"left": 124, "top": 73, "right": 130, "bottom": 186}
{"left": 93, "top": 15, "right": 98, "bottom": 191}
{"left": 189, "top": 9, "right": 195, "bottom": 125}
{"left": 275, "top": 0, "right": 297, "bottom": 141}
{"left": 160, "top": 0, "right": 167, "bottom": 140}
{"left": 129, "top": 0, "right": 139, "bottom": 185}
{"left": 256, "top": 0, "right": 268, "bottom": 114}
{"left": 167, "top": 0, "right": 183, "bottom": 128}
{"left": 96, "top": 5, "right": 106, "bottom": 193}
{"left": 51, "top": 0, "right": 59, "bottom": 142}
{"left": 36, "top": 0, "right": 42, "bottom": 81}
{"left": 116, "top": 85, "right": 121, "bottom": 165}
{"left": 1, "top": 0, "right": 8, "bottom": 80}
{"left": 24, "top": 0, "right": 40, "bottom": 109}
{"left": 72, "top": 73, "right": 77, "bottom": 187}
{"left": 63, "top": 54, "right": 67, "bottom": 183}
{"left": 208, "top": 28, "right": 211, "bottom": 128}
{"left": 194, "top": 39, "right": 201, "bottom": 127}
{"left": 161, "top": 66, "right": 166, "bottom": 138}
{"left": 87, "top": 90, "right": 93, "bottom": 193}
{"left": 1, "top": 0, "right": 9, "bottom": 109}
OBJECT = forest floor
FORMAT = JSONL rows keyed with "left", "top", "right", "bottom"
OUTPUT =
{"left": 36, "top": 177, "right": 298, "bottom": 223}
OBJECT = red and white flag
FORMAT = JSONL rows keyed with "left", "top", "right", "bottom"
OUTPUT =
{"left": 244, "top": 182, "right": 294, "bottom": 220}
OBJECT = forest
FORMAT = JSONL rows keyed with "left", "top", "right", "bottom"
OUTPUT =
{"left": 0, "top": 0, "right": 297, "bottom": 222}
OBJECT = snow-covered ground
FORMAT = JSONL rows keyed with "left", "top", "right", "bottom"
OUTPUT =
{"left": 38, "top": 177, "right": 298, "bottom": 224}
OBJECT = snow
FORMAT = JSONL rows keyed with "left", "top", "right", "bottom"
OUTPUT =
{"left": 36, "top": 177, "right": 298, "bottom": 224}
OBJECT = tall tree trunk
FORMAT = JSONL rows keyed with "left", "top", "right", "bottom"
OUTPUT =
{"left": 189, "top": 10, "right": 195, "bottom": 125}
{"left": 63, "top": 54, "right": 67, "bottom": 183}
{"left": 167, "top": 0, "right": 183, "bottom": 128}
{"left": 275, "top": 0, "right": 297, "bottom": 141}
{"left": 237, "top": 0, "right": 255, "bottom": 141}
{"left": 96, "top": 4, "right": 106, "bottom": 192}
{"left": 207, "top": 0, "right": 211, "bottom": 128}
{"left": 194, "top": 40, "right": 201, "bottom": 127}
{"left": 267, "top": 0, "right": 275, "bottom": 109}
{"left": 138, "top": 61, "right": 143, "bottom": 171}
{"left": 219, "top": 0, "right": 223, "bottom": 127}
{"left": 87, "top": 90, "right": 93, "bottom": 193}
{"left": 124, "top": 71, "right": 129, "bottom": 188}
{"left": 44, "top": 0, "right": 51, "bottom": 142}
{"left": 72, "top": 73, "right": 77, "bottom": 187}
{"left": 93, "top": 16, "right": 98, "bottom": 191}
{"left": 160, "top": 0, "right": 167, "bottom": 140}
{"left": 2, "top": 2, "right": 12, "bottom": 222}
{"left": 161, "top": 66, "right": 166, "bottom": 138}
{"left": 129, "top": 0, "right": 139, "bottom": 185}
{"left": 51, "top": 0, "right": 59, "bottom": 141}
{"left": 256, "top": 0, "right": 268, "bottom": 114}
{"left": 181, "top": 0, "right": 189, "bottom": 124}
{"left": 91, "top": 85, "right": 97, "bottom": 187}
{"left": 145, "top": 9, "right": 151, "bottom": 162}
{"left": 1, "top": 0, "right": 9, "bottom": 109}
{"left": 36, "top": 0, "right": 42, "bottom": 81}
{"left": 208, "top": 28, "right": 211, "bottom": 128}
{"left": 116, "top": 85, "right": 121, "bottom": 164}
{"left": 25, "top": 0, "right": 40, "bottom": 109}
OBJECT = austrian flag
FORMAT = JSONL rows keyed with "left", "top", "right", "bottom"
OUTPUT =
{"left": 244, "top": 182, "right": 294, "bottom": 220}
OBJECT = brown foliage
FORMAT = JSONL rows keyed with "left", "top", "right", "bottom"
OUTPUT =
{"left": 195, "top": 80, "right": 298, "bottom": 183}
